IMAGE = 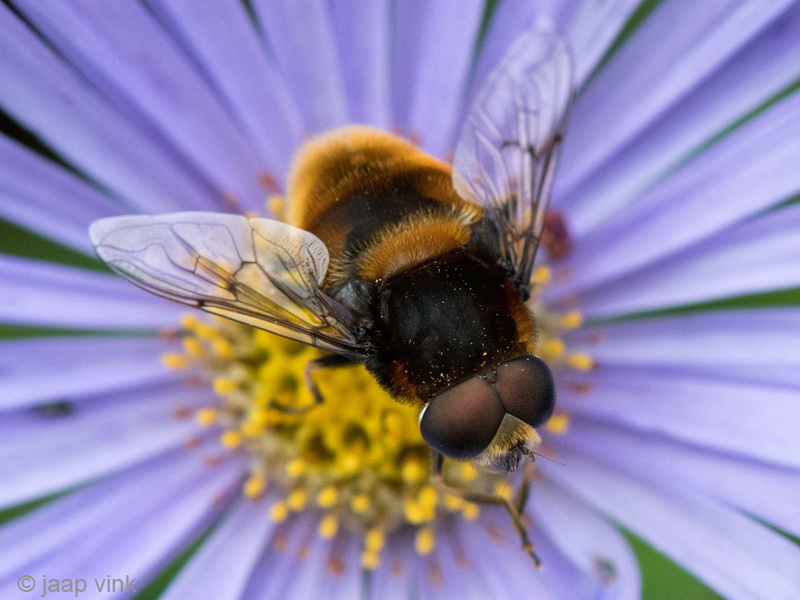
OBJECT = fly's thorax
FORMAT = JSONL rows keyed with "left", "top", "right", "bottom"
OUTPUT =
{"left": 375, "top": 248, "right": 535, "bottom": 402}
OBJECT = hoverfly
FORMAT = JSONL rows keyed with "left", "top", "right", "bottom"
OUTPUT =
{"left": 90, "top": 20, "right": 573, "bottom": 565}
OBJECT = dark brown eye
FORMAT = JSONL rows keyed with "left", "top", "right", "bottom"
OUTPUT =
{"left": 419, "top": 375, "right": 504, "bottom": 459}
{"left": 495, "top": 355, "right": 555, "bottom": 428}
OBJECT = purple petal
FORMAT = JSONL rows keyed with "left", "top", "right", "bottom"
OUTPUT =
{"left": 317, "top": 533, "right": 362, "bottom": 600}
{"left": 0, "top": 255, "right": 186, "bottom": 329}
{"left": 281, "top": 530, "right": 339, "bottom": 600}
{"left": 367, "top": 531, "right": 416, "bottom": 600}
{"left": 251, "top": 0, "right": 348, "bottom": 132}
{"left": 143, "top": 0, "right": 305, "bottom": 184}
{"left": 476, "top": 0, "right": 641, "bottom": 89}
{"left": 0, "top": 336, "right": 178, "bottom": 411}
{"left": 547, "top": 90, "right": 800, "bottom": 302}
{"left": 414, "top": 525, "right": 475, "bottom": 599}
{"left": 0, "top": 6, "right": 220, "bottom": 212}
{"left": 328, "top": 0, "right": 392, "bottom": 128}
{"left": 565, "top": 0, "right": 644, "bottom": 84}
{"left": 559, "top": 2, "right": 800, "bottom": 237}
{"left": 458, "top": 510, "right": 585, "bottom": 599}
{"left": 438, "top": 522, "right": 514, "bottom": 598}
{"left": 559, "top": 366, "right": 800, "bottom": 469}
{"left": 557, "top": 0, "right": 794, "bottom": 195}
{"left": 552, "top": 202, "right": 800, "bottom": 316}
{"left": 13, "top": 0, "right": 271, "bottom": 211}
{"left": 566, "top": 308, "right": 800, "bottom": 386}
{"left": 390, "top": 1, "right": 431, "bottom": 130}
{"left": 532, "top": 480, "right": 640, "bottom": 599}
{"left": 544, "top": 450, "right": 800, "bottom": 600}
{"left": 469, "top": 1, "right": 540, "bottom": 100}
{"left": 239, "top": 514, "right": 317, "bottom": 599}
{"left": 555, "top": 418, "right": 800, "bottom": 539}
{"left": 0, "top": 444, "right": 242, "bottom": 593}
{"left": 0, "top": 135, "right": 123, "bottom": 254}
{"left": 402, "top": 0, "right": 485, "bottom": 158}
{"left": 161, "top": 496, "right": 279, "bottom": 600}
{"left": 0, "top": 381, "right": 212, "bottom": 508}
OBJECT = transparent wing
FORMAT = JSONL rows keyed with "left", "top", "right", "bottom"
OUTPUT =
{"left": 89, "top": 212, "right": 366, "bottom": 357}
{"left": 453, "top": 19, "right": 573, "bottom": 288}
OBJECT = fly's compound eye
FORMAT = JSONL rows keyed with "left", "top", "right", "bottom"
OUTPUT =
{"left": 495, "top": 355, "right": 555, "bottom": 428}
{"left": 419, "top": 375, "right": 505, "bottom": 459}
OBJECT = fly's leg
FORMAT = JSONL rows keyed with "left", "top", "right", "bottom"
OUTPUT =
{"left": 429, "top": 452, "right": 541, "bottom": 568}
{"left": 513, "top": 449, "right": 537, "bottom": 514}
{"left": 268, "top": 354, "right": 354, "bottom": 414}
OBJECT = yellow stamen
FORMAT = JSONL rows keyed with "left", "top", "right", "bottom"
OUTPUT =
{"left": 212, "top": 337, "right": 234, "bottom": 359}
{"left": 493, "top": 481, "right": 513, "bottom": 502}
{"left": 319, "top": 514, "right": 339, "bottom": 539}
{"left": 560, "top": 311, "right": 584, "bottom": 330}
{"left": 567, "top": 352, "right": 594, "bottom": 371}
{"left": 444, "top": 495, "right": 464, "bottom": 511}
{"left": 286, "top": 459, "right": 307, "bottom": 478}
{"left": 243, "top": 474, "right": 266, "bottom": 499}
{"left": 404, "top": 499, "right": 427, "bottom": 524}
{"left": 180, "top": 314, "right": 200, "bottom": 331}
{"left": 546, "top": 412, "right": 570, "bottom": 434}
{"left": 241, "top": 421, "right": 263, "bottom": 437}
{"left": 268, "top": 195, "right": 285, "bottom": 215}
{"left": 220, "top": 431, "right": 242, "bottom": 449}
{"left": 540, "top": 338, "right": 565, "bottom": 358}
{"left": 161, "top": 353, "right": 188, "bottom": 370}
{"left": 316, "top": 486, "right": 338, "bottom": 508}
{"left": 193, "top": 322, "right": 216, "bottom": 340}
{"left": 415, "top": 527, "right": 436, "bottom": 556}
{"left": 213, "top": 377, "right": 238, "bottom": 396}
{"left": 418, "top": 485, "right": 438, "bottom": 511}
{"left": 361, "top": 549, "right": 381, "bottom": 570}
{"left": 351, "top": 494, "right": 370, "bottom": 514}
{"left": 365, "top": 527, "right": 385, "bottom": 551}
{"left": 195, "top": 408, "right": 218, "bottom": 426}
{"left": 531, "top": 265, "right": 552, "bottom": 285}
{"left": 462, "top": 502, "right": 479, "bottom": 521}
{"left": 183, "top": 337, "right": 203, "bottom": 357}
{"left": 401, "top": 458, "right": 426, "bottom": 484}
{"left": 287, "top": 489, "right": 308, "bottom": 511}
{"left": 383, "top": 411, "right": 405, "bottom": 438}
{"left": 270, "top": 501, "right": 289, "bottom": 522}
{"left": 459, "top": 462, "right": 478, "bottom": 482}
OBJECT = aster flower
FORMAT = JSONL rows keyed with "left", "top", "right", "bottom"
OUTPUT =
{"left": 1, "top": 2, "right": 800, "bottom": 600}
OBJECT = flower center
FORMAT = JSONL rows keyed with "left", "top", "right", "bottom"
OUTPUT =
{"left": 161, "top": 263, "right": 587, "bottom": 568}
